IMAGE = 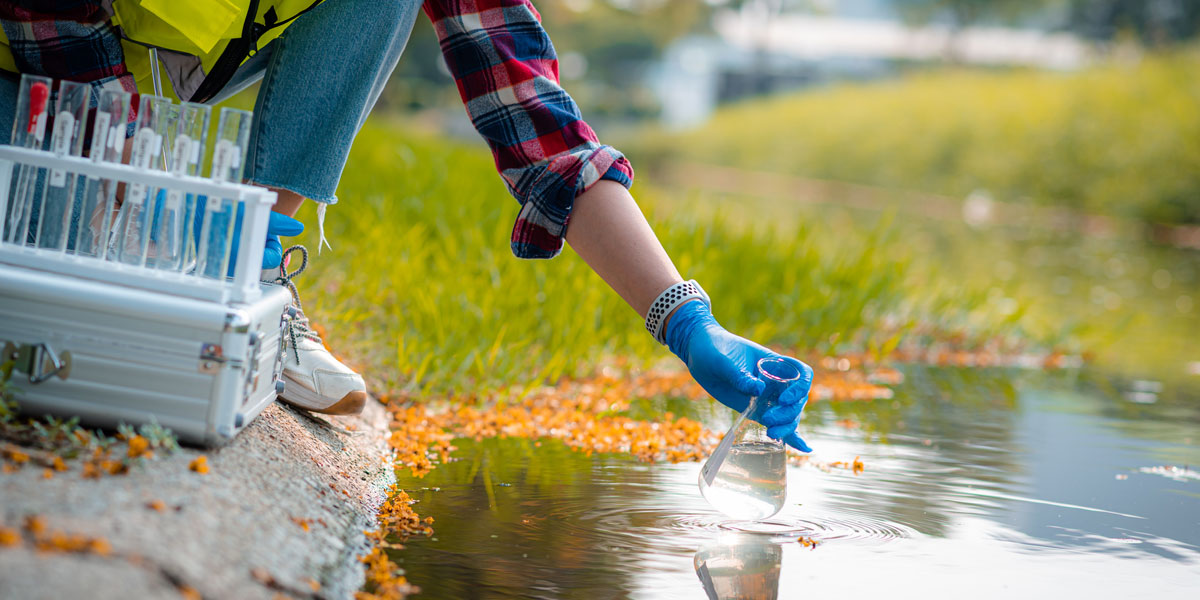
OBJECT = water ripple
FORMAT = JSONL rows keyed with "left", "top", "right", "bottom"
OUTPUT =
{"left": 719, "top": 511, "right": 919, "bottom": 542}
{"left": 531, "top": 498, "right": 918, "bottom": 555}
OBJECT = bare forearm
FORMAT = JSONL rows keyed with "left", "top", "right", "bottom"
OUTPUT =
{"left": 565, "top": 180, "right": 682, "bottom": 318}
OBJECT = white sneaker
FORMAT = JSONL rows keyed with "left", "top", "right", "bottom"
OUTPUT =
{"left": 265, "top": 246, "right": 367, "bottom": 416}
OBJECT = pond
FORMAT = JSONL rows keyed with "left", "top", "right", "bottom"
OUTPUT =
{"left": 392, "top": 368, "right": 1200, "bottom": 598}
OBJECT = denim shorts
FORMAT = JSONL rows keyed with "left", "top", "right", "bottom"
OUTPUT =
{"left": 211, "top": 0, "right": 421, "bottom": 205}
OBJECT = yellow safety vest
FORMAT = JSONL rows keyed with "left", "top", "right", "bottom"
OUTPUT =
{"left": 0, "top": 0, "right": 323, "bottom": 101}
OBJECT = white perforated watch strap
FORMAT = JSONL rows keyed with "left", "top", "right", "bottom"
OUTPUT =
{"left": 645, "top": 280, "right": 710, "bottom": 345}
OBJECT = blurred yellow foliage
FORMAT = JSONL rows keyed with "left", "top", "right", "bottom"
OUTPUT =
{"left": 0, "top": 527, "right": 19, "bottom": 547}
{"left": 9, "top": 515, "right": 112, "bottom": 556}
{"left": 188, "top": 455, "right": 209, "bottom": 474}
{"left": 357, "top": 485, "right": 425, "bottom": 600}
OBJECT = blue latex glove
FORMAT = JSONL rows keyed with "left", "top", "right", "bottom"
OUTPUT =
{"left": 259, "top": 211, "right": 305, "bottom": 270}
{"left": 665, "top": 300, "right": 814, "bottom": 452}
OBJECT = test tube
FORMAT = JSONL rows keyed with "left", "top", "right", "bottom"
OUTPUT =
{"left": 4, "top": 74, "right": 52, "bottom": 245}
{"left": 113, "top": 95, "right": 172, "bottom": 267}
{"left": 32, "top": 80, "right": 90, "bottom": 251}
{"left": 74, "top": 89, "right": 130, "bottom": 259}
{"left": 196, "top": 107, "right": 251, "bottom": 279}
{"left": 156, "top": 102, "right": 209, "bottom": 271}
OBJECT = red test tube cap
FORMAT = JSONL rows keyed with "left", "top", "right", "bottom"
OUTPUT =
{"left": 27, "top": 82, "right": 49, "bottom": 134}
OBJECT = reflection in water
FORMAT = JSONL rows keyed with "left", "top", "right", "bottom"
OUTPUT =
{"left": 694, "top": 535, "right": 782, "bottom": 600}
{"left": 392, "top": 369, "right": 1200, "bottom": 599}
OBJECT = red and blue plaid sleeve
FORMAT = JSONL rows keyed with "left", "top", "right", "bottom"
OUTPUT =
{"left": 0, "top": 1, "right": 136, "bottom": 96}
{"left": 423, "top": 0, "right": 635, "bottom": 259}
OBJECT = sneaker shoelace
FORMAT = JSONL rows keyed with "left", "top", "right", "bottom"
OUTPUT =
{"left": 274, "top": 245, "right": 324, "bottom": 364}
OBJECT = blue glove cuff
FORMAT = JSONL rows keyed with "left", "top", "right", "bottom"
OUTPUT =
{"left": 663, "top": 299, "right": 716, "bottom": 362}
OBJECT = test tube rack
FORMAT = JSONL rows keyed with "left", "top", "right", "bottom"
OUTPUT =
{"left": 0, "top": 141, "right": 295, "bottom": 445}
{"left": 0, "top": 144, "right": 276, "bottom": 304}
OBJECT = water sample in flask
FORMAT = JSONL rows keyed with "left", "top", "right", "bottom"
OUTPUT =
{"left": 698, "top": 357, "right": 802, "bottom": 521}
{"left": 196, "top": 107, "right": 251, "bottom": 279}
{"left": 112, "top": 95, "right": 171, "bottom": 267}
{"left": 3, "top": 74, "right": 52, "bottom": 245}
{"left": 156, "top": 101, "right": 209, "bottom": 272}
{"left": 74, "top": 89, "right": 130, "bottom": 258}
{"left": 33, "top": 80, "right": 91, "bottom": 251}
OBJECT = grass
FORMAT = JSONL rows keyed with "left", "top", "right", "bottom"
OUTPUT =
{"left": 637, "top": 51, "right": 1200, "bottom": 226}
{"left": 294, "top": 120, "right": 1046, "bottom": 398}
{"left": 647, "top": 182, "right": 1199, "bottom": 386}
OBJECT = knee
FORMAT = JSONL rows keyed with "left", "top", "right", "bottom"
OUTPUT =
{"left": 322, "top": 0, "right": 417, "bottom": 30}
{"left": 369, "top": 0, "right": 417, "bottom": 24}
{"left": 301, "top": 0, "right": 418, "bottom": 49}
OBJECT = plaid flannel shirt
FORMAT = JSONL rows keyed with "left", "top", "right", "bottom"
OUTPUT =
{"left": 0, "top": 1, "right": 137, "bottom": 97}
{"left": 424, "top": 0, "right": 634, "bottom": 258}
{"left": 1, "top": 0, "right": 634, "bottom": 259}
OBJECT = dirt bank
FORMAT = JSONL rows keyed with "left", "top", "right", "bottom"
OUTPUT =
{"left": 0, "top": 399, "right": 395, "bottom": 599}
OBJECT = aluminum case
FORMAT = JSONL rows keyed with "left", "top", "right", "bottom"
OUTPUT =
{"left": 0, "top": 264, "right": 291, "bottom": 444}
{"left": 0, "top": 144, "right": 287, "bottom": 445}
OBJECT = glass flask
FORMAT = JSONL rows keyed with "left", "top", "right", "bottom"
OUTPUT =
{"left": 698, "top": 357, "right": 802, "bottom": 521}
{"left": 694, "top": 535, "right": 783, "bottom": 600}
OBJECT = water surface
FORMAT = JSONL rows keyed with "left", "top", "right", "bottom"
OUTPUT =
{"left": 393, "top": 368, "right": 1199, "bottom": 598}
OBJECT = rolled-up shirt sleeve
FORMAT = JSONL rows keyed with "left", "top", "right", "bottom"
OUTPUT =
{"left": 423, "top": 0, "right": 635, "bottom": 259}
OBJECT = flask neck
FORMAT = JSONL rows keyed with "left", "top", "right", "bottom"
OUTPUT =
{"left": 733, "top": 413, "right": 781, "bottom": 445}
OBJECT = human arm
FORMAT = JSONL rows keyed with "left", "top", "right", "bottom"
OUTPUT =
{"left": 425, "top": 0, "right": 814, "bottom": 450}
{"left": 563, "top": 180, "right": 680, "bottom": 314}
{"left": 567, "top": 182, "right": 814, "bottom": 452}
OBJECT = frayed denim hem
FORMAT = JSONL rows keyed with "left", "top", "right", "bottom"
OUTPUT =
{"left": 246, "top": 177, "right": 339, "bottom": 205}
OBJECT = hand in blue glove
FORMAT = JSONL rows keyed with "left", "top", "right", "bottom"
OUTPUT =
{"left": 218, "top": 205, "right": 305, "bottom": 275}
{"left": 260, "top": 211, "right": 305, "bottom": 270}
{"left": 664, "top": 299, "right": 814, "bottom": 452}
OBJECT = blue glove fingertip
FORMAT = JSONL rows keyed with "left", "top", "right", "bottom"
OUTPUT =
{"left": 784, "top": 432, "right": 813, "bottom": 453}
{"left": 767, "top": 422, "right": 796, "bottom": 441}
{"left": 268, "top": 211, "right": 305, "bottom": 237}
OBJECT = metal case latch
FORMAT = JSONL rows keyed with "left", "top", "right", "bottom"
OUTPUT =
{"left": 199, "top": 343, "right": 234, "bottom": 374}
{"left": 243, "top": 331, "right": 265, "bottom": 401}
{"left": 272, "top": 311, "right": 291, "bottom": 383}
{"left": 3, "top": 342, "right": 72, "bottom": 384}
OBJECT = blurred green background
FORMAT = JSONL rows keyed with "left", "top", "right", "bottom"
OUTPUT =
{"left": 275, "top": 0, "right": 1198, "bottom": 402}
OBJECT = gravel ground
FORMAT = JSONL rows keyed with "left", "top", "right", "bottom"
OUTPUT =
{"left": 0, "top": 398, "right": 396, "bottom": 599}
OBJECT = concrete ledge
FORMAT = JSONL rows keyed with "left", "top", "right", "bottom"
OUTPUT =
{"left": 0, "top": 398, "right": 395, "bottom": 599}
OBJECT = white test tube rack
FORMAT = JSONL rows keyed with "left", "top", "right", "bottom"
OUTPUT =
{"left": 0, "top": 145, "right": 276, "bottom": 305}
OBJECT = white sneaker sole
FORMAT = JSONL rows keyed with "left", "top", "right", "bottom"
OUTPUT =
{"left": 278, "top": 373, "right": 367, "bottom": 416}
